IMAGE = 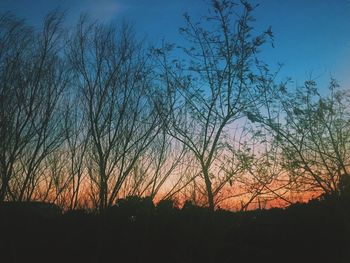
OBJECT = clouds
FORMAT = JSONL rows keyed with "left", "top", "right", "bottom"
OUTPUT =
{"left": 59, "top": 0, "right": 122, "bottom": 23}
{"left": 82, "top": 0, "right": 121, "bottom": 22}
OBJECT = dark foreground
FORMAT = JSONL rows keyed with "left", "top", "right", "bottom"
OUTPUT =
{"left": 0, "top": 197, "right": 349, "bottom": 263}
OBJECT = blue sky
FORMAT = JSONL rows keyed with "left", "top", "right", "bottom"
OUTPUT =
{"left": 1, "top": 0, "right": 349, "bottom": 89}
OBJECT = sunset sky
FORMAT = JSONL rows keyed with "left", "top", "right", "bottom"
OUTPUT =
{"left": 1, "top": 0, "right": 349, "bottom": 89}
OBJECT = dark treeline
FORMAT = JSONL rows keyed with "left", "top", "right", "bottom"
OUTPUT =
{"left": 0, "top": 0, "right": 349, "bottom": 213}
{"left": 0, "top": 195, "right": 349, "bottom": 263}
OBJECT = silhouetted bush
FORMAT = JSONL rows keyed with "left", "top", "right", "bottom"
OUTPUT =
{"left": 64, "top": 209, "right": 89, "bottom": 218}
{"left": 106, "top": 196, "right": 155, "bottom": 223}
{"left": 339, "top": 173, "right": 350, "bottom": 200}
{"left": 156, "top": 199, "right": 176, "bottom": 213}
{"left": 0, "top": 201, "right": 61, "bottom": 221}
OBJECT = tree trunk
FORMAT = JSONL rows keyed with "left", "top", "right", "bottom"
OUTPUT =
{"left": 203, "top": 169, "right": 214, "bottom": 211}
{"left": 0, "top": 172, "right": 10, "bottom": 205}
{"left": 0, "top": 183, "right": 7, "bottom": 205}
{"left": 99, "top": 170, "right": 108, "bottom": 213}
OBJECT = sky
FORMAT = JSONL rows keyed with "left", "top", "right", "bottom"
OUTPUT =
{"left": 1, "top": 0, "right": 349, "bottom": 89}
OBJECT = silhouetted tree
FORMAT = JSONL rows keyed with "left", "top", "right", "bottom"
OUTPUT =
{"left": 154, "top": 0, "right": 274, "bottom": 210}
{"left": 256, "top": 78, "right": 350, "bottom": 198}
{"left": 0, "top": 11, "right": 68, "bottom": 204}
{"left": 69, "top": 17, "right": 161, "bottom": 211}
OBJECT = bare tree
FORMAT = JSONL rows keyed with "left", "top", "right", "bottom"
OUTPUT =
{"left": 69, "top": 17, "right": 161, "bottom": 211}
{"left": 0, "top": 11, "right": 68, "bottom": 203}
{"left": 257, "top": 78, "right": 350, "bottom": 198}
{"left": 154, "top": 0, "right": 273, "bottom": 210}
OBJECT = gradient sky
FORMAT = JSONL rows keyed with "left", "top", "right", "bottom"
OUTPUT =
{"left": 1, "top": 0, "right": 349, "bottom": 89}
